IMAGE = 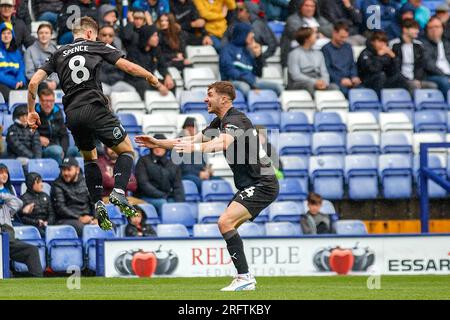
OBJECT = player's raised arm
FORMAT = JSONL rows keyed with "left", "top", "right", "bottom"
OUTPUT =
{"left": 27, "top": 69, "right": 48, "bottom": 130}
{"left": 115, "top": 57, "right": 164, "bottom": 92}
{"left": 174, "top": 132, "right": 234, "bottom": 154}
{"left": 135, "top": 131, "right": 204, "bottom": 150}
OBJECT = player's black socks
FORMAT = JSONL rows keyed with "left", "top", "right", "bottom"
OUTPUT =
{"left": 222, "top": 229, "right": 249, "bottom": 274}
{"left": 84, "top": 161, "right": 104, "bottom": 203}
{"left": 113, "top": 152, "right": 134, "bottom": 191}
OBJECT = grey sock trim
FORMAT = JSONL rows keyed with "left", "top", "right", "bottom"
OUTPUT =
{"left": 222, "top": 229, "right": 238, "bottom": 240}
{"left": 120, "top": 152, "right": 135, "bottom": 159}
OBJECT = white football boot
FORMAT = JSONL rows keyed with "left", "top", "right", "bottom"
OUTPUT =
{"left": 220, "top": 273, "right": 257, "bottom": 291}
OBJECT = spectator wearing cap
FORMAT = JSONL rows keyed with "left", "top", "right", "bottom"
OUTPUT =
{"left": 57, "top": 0, "right": 98, "bottom": 45}
{"left": 6, "top": 105, "right": 42, "bottom": 166}
{"left": 98, "top": 3, "right": 124, "bottom": 52}
{"left": 35, "top": 0, "right": 64, "bottom": 29}
{"left": 300, "top": 192, "right": 332, "bottom": 234}
{"left": 386, "top": 2, "right": 417, "bottom": 40}
{"left": 135, "top": 134, "right": 185, "bottom": 214}
{"left": 51, "top": 157, "right": 97, "bottom": 236}
{"left": 0, "top": 0, "right": 34, "bottom": 50}
{"left": 0, "top": 21, "right": 26, "bottom": 102}
{"left": 132, "top": 0, "right": 170, "bottom": 24}
{"left": 260, "top": 0, "right": 289, "bottom": 21}
{"left": 24, "top": 23, "right": 59, "bottom": 91}
{"left": 19, "top": 172, "right": 55, "bottom": 237}
{"left": 121, "top": 9, "right": 149, "bottom": 51}
{"left": 435, "top": 3, "right": 450, "bottom": 41}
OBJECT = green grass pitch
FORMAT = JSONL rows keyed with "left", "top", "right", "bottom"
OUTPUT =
{"left": 0, "top": 275, "right": 449, "bottom": 300}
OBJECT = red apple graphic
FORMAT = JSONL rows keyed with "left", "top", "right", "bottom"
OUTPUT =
{"left": 131, "top": 250, "right": 157, "bottom": 277}
{"left": 329, "top": 248, "right": 354, "bottom": 275}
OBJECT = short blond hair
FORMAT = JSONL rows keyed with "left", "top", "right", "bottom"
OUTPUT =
{"left": 72, "top": 16, "right": 99, "bottom": 35}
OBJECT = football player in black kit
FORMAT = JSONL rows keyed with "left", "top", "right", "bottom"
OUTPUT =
{"left": 27, "top": 17, "right": 163, "bottom": 231}
{"left": 135, "top": 81, "right": 280, "bottom": 291}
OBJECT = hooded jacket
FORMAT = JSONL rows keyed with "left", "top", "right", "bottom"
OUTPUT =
{"left": 24, "top": 40, "right": 59, "bottom": 83}
{"left": 19, "top": 172, "right": 55, "bottom": 227}
{"left": 0, "top": 16, "right": 35, "bottom": 50}
{"left": 385, "top": 2, "right": 416, "bottom": 40}
{"left": 0, "top": 22, "right": 27, "bottom": 89}
{"left": 357, "top": 42, "right": 400, "bottom": 82}
{"left": 0, "top": 163, "right": 22, "bottom": 227}
{"left": 6, "top": 106, "right": 42, "bottom": 159}
{"left": 193, "top": 0, "right": 236, "bottom": 38}
{"left": 219, "top": 23, "right": 264, "bottom": 86}
{"left": 36, "top": 104, "right": 69, "bottom": 153}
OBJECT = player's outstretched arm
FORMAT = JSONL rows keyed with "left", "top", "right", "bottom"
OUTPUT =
{"left": 27, "top": 69, "right": 48, "bottom": 130}
{"left": 115, "top": 58, "right": 161, "bottom": 89}
{"left": 174, "top": 133, "right": 234, "bottom": 154}
{"left": 135, "top": 132, "right": 204, "bottom": 150}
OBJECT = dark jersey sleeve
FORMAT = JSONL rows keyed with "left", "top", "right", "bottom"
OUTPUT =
{"left": 202, "top": 117, "right": 221, "bottom": 139}
{"left": 92, "top": 42, "right": 125, "bottom": 65}
{"left": 39, "top": 53, "right": 56, "bottom": 75}
{"left": 221, "top": 114, "right": 248, "bottom": 139}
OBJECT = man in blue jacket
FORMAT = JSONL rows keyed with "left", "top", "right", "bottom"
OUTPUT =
{"left": 219, "top": 22, "right": 283, "bottom": 96}
{"left": 0, "top": 21, "right": 26, "bottom": 102}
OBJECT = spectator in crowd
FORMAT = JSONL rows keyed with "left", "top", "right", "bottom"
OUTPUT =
{"left": 169, "top": 0, "right": 213, "bottom": 46}
{"left": 319, "top": 0, "right": 365, "bottom": 45}
{"left": 322, "top": 22, "right": 361, "bottom": 96}
{"left": 390, "top": 18, "right": 437, "bottom": 93}
{"left": 0, "top": 0, "right": 34, "bottom": 49}
{"left": 287, "top": 27, "right": 338, "bottom": 94}
{"left": 51, "top": 157, "right": 96, "bottom": 236}
{"left": 386, "top": 2, "right": 417, "bottom": 40}
{"left": 422, "top": 16, "right": 450, "bottom": 95}
{"left": 35, "top": 0, "right": 63, "bottom": 29}
{"left": 15, "top": 0, "right": 32, "bottom": 30}
{"left": 57, "top": 0, "right": 98, "bottom": 45}
{"left": 260, "top": 0, "right": 289, "bottom": 21}
{"left": 19, "top": 172, "right": 54, "bottom": 237}
{"left": 435, "top": 3, "right": 450, "bottom": 41}
{"left": 126, "top": 24, "right": 174, "bottom": 98}
{"left": 6, "top": 105, "right": 42, "bottom": 166}
{"left": 361, "top": 0, "right": 400, "bottom": 32}
{"left": 357, "top": 30, "right": 409, "bottom": 95}
{"left": 0, "top": 21, "right": 26, "bottom": 102}
{"left": 220, "top": 22, "right": 283, "bottom": 96}
{"left": 24, "top": 23, "right": 58, "bottom": 90}
{"left": 98, "top": 4, "right": 124, "bottom": 51}
{"left": 135, "top": 134, "right": 185, "bottom": 214}
{"left": 98, "top": 25, "right": 137, "bottom": 95}
{"left": 193, "top": 0, "right": 237, "bottom": 51}
{"left": 121, "top": 9, "right": 148, "bottom": 51}
{"left": 132, "top": 0, "right": 170, "bottom": 24}
{"left": 409, "top": 0, "right": 430, "bottom": 29}
{"left": 300, "top": 192, "right": 332, "bottom": 234}
{"left": 0, "top": 163, "right": 43, "bottom": 277}
{"left": 222, "top": 1, "right": 278, "bottom": 60}
{"left": 125, "top": 205, "right": 157, "bottom": 237}
{"left": 156, "top": 13, "right": 192, "bottom": 70}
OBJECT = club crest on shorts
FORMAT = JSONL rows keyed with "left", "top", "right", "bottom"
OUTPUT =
{"left": 113, "top": 127, "right": 123, "bottom": 140}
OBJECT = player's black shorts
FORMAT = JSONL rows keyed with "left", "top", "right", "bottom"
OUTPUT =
{"left": 229, "top": 176, "right": 279, "bottom": 220}
{"left": 65, "top": 103, "right": 127, "bottom": 151}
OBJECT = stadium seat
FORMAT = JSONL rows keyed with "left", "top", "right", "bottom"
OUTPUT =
{"left": 346, "top": 132, "right": 380, "bottom": 154}
{"left": 180, "top": 90, "right": 207, "bottom": 113}
{"left": 207, "top": 154, "right": 233, "bottom": 178}
{"left": 278, "top": 178, "right": 306, "bottom": 200}
{"left": 314, "top": 112, "right": 347, "bottom": 132}
{"left": 414, "top": 89, "right": 447, "bottom": 110}
{"left": 309, "top": 155, "right": 345, "bottom": 199}
{"left": 197, "top": 202, "right": 227, "bottom": 223}
{"left": 0, "top": 159, "right": 25, "bottom": 184}
{"left": 110, "top": 91, "right": 145, "bottom": 114}
{"left": 193, "top": 224, "right": 221, "bottom": 237}
{"left": 144, "top": 90, "right": 179, "bottom": 114}
{"left": 278, "top": 132, "right": 311, "bottom": 156}
{"left": 261, "top": 65, "right": 284, "bottom": 85}
{"left": 381, "top": 88, "right": 414, "bottom": 112}
{"left": 238, "top": 222, "right": 265, "bottom": 237}
{"left": 315, "top": 90, "right": 349, "bottom": 112}
{"left": 8, "top": 90, "right": 28, "bottom": 112}
{"left": 378, "top": 154, "right": 413, "bottom": 198}
{"left": 142, "top": 114, "right": 177, "bottom": 138}
{"left": 334, "top": 220, "right": 368, "bottom": 235}
{"left": 76, "top": 157, "right": 84, "bottom": 168}
{"left": 253, "top": 206, "right": 270, "bottom": 223}
{"left": 379, "top": 112, "right": 413, "bottom": 132}
{"left": 202, "top": 180, "right": 234, "bottom": 202}
{"left": 380, "top": 132, "right": 413, "bottom": 154}
{"left": 247, "top": 111, "right": 280, "bottom": 130}
{"left": 46, "top": 225, "right": 83, "bottom": 272}
{"left": 157, "top": 224, "right": 190, "bottom": 238}
{"left": 13, "top": 226, "right": 46, "bottom": 272}
{"left": 117, "top": 113, "right": 141, "bottom": 133}
{"left": 186, "top": 45, "right": 219, "bottom": 64}
{"left": 347, "top": 112, "right": 380, "bottom": 132}
{"left": 280, "top": 156, "right": 309, "bottom": 191}
{"left": 233, "top": 90, "right": 248, "bottom": 111}
{"left": 183, "top": 67, "right": 216, "bottom": 90}
{"left": 2, "top": 114, "right": 13, "bottom": 136}
{"left": 413, "top": 133, "right": 446, "bottom": 154}
{"left": 268, "top": 21, "right": 285, "bottom": 38}
{"left": 182, "top": 180, "right": 201, "bottom": 202}
{"left": 265, "top": 222, "right": 302, "bottom": 236}
{"left": 280, "top": 112, "right": 313, "bottom": 132}
{"left": 137, "top": 203, "right": 161, "bottom": 225}
{"left": 414, "top": 110, "right": 447, "bottom": 133}
{"left": 269, "top": 201, "right": 304, "bottom": 222}
{"left": 345, "top": 155, "right": 379, "bottom": 199}
{"left": 0, "top": 93, "right": 7, "bottom": 112}
{"left": 413, "top": 154, "right": 448, "bottom": 198}
{"left": 349, "top": 88, "right": 381, "bottom": 112}
{"left": 106, "top": 204, "right": 127, "bottom": 230}
{"left": 28, "top": 158, "right": 60, "bottom": 181}
{"left": 312, "top": 132, "right": 346, "bottom": 155}
{"left": 82, "top": 225, "right": 115, "bottom": 271}
{"left": 280, "top": 90, "right": 315, "bottom": 112}
{"left": 248, "top": 90, "right": 281, "bottom": 111}
{"left": 161, "top": 203, "right": 196, "bottom": 228}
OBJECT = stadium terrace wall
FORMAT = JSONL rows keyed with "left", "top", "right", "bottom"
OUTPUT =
{"left": 98, "top": 234, "right": 450, "bottom": 278}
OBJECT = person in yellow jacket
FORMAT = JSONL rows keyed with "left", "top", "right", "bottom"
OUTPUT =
{"left": 193, "top": 0, "right": 236, "bottom": 51}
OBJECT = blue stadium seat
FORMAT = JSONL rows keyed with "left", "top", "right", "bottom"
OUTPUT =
{"left": 334, "top": 220, "right": 367, "bottom": 235}
{"left": 233, "top": 90, "right": 248, "bottom": 111}
{"left": 2, "top": 114, "right": 13, "bottom": 136}
{"left": 314, "top": 112, "right": 346, "bottom": 132}
{"left": 414, "top": 89, "right": 447, "bottom": 110}
{"left": 378, "top": 154, "right": 413, "bottom": 199}
{"left": 278, "top": 132, "right": 311, "bottom": 156}
{"left": 117, "top": 113, "right": 141, "bottom": 133}
{"left": 381, "top": 88, "right": 414, "bottom": 112}
{"left": 247, "top": 111, "right": 280, "bottom": 130}
{"left": 161, "top": 203, "right": 196, "bottom": 228}
{"left": 253, "top": 206, "right": 269, "bottom": 223}
{"left": 280, "top": 156, "right": 308, "bottom": 192}
{"left": 414, "top": 110, "right": 447, "bottom": 133}
{"left": 414, "top": 154, "right": 448, "bottom": 198}
{"left": 346, "top": 132, "right": 380, "bottom": 154}
{"left": 349, "top": 88, "right": 381, "bottom": 112}
{"left": 268, "top": 21, "right": 285, "bottom": 38}
{"left": 28, "top": 158, "right": 60, "bottom": 181}
{"left": 180, "top": 90, "right": 207, "bottom": 112}
{"left": 82, "top": 225, "right": 115, "bottom": 271}
{"left": 46, "top": 225, "right": 83, "bottom": 272}
{"left": 182, "top": 180, "right": 201, "bottom": 202}
{"left": 0, "top": 159, "right": 25, "bottom": 184}
{"left": 75, "top": 157, "right": 84, "bottom": 168}
{"left": 309, "top": 155, "right": 345, "bottom": 200}
{"left": 345, "top": 155, "right": 379, "bottom": 199}
{"left": 380, "top": 132, "right": 413, "bottom": 154}
{"left": 280, "top": 112, "right": 313, "bottom": 132}
{"left": 312, "top": 132, "right": 346, "bottom": 155}
{"left": 239, "top": 222, "right": 265, "bottom": 237}
{"left": 13, "top": 226, "right": 46, "bottom": 272}
{"left": 265, "top": 222, "right": 302, "bottom": 236}
{"left": 193, "top": 224, "right": 221, "bottom": 237}
{"left": 198, "top": 202, "right": 227, "bottom": 223}
{"left": 269, "top": 201, "right": 304, "bottom": 222}
{"left": 278, "top": 178, "right": 306, "bottom": 200}
{"left": 157, "top": 224, "right": 190, "bottom": 238}
{"left": 247, "top": 90, "right": 281, "bottom": 111}
{"left": 202, "top": 180, "right": 234, "bottom": 202}
{"left": 106, "top": 204, "right": 127, "bottom": 230}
